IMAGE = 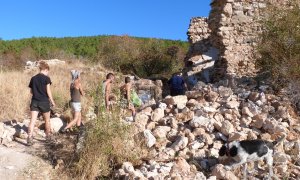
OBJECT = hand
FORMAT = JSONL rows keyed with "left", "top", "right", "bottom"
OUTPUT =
{"left": 51, "top": 101, "right": 56, "bottom": 108}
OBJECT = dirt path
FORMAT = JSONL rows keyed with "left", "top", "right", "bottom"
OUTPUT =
{"left": 0, "top": 145, "right": 55, "bottom": 180}
{"left": 0, "top": 135, "right": 69, "bottom": 180}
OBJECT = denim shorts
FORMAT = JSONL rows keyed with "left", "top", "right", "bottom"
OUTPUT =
{"left": 71, "top": 102, "right": 81, "bottom": 112}
{"left": 30, "top": 100, "right": 51, "bottom": 113}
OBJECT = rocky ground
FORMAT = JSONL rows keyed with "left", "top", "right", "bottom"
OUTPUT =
{"left": 1, "top": 78, "right": 300, "bottom": 180}
{"left": 116, "top": 79, "right": 300, "bottom": 180}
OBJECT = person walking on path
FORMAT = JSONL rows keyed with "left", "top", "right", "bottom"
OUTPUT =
{"left": 27, "top": 61, "right": 55, "bottom": 146}
{"left": 168, "top": 72, "right": 187, "bottom": 96}
{"left": 60, "top": 70, "right": 84, "bottom": 133}
{"left": 120, "top": 77, "right": 136, "bottom": 117}
{"left": 103, "top": 73, "right": 115, "bottom": 111}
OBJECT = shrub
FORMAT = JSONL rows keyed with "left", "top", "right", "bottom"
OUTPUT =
{"left": 256, "top": 0, "right": 300, "bottom": 89}
{"left": 71, "top": 90, "right": 142, "bottom": 179}
{"left": 255, "top": 0, "right": 300, "bottom": 110}
{"left": 0, "top": 36, "right": 188, "bottom": 78}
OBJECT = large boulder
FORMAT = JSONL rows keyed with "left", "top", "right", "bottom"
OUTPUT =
{"left": 134, "top": 113, "right": 149, "bottom": 132}
{"left": 50, "top": 117, "right": 66, "bottom": 132}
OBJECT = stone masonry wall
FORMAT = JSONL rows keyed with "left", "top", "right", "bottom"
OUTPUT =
{"left": 185, "top": 0, "right": 289, "bottom": 83}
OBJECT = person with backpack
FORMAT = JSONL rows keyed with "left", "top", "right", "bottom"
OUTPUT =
{"left": 168, "top": 72, "right": 187, "bottom": 96}
{"left": 27, "top": 61, "right": 55, "bottom": 145}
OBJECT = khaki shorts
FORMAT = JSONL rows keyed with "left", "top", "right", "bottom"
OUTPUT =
{"left": 70, "top": 102, "right": 81, "bottom": 112}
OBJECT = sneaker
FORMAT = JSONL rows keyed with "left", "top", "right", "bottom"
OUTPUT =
{"left": 27, "top": 136, "right": 34, "bottom": 146}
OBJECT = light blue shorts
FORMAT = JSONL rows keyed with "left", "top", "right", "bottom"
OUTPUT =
{"left": 71, "top": 102, "right": 81, "bottom": 112}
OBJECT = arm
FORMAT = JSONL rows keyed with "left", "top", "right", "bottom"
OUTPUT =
{"left": 105, "top": 83, "right": 111, "bottom": 110}
{"left": 78, "top": 83, "right": 85, "bottom": 96}
{"left": 46, "top": 84, "right": 56, "bottom": 107}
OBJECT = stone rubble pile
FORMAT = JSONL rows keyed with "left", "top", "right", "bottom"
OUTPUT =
{"left": 116, "top": 80, "right": 300, "bottom": 179}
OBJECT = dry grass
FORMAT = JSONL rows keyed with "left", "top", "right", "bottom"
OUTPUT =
{"left": 0, "top": 71, "right": 32, "bottom": 121}
{"left": 71, "top": 107, "right": 143, "bottom": 180}
{"left": 0, "top": 60, "right": 107, "bottom": 121}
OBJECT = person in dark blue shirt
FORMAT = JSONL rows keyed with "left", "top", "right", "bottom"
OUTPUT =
{"left": 168, "top": 72, "right": 187, "bottom": 96}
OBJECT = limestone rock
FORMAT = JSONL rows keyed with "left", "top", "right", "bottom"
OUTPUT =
{"left": 229, "top": 132, "right": 247, "bottom": 141}
{"left": 134, "top": 113, "right": 149, "bottom": 132}
{"left": 172, "top": 95, "right": 188, "bottom": 109}
{"left": 152, "top": 126, "right": 171, "bottom": 139}
{"left": 171, "top": 136, "right": 188, "bottom": 151}
{"left": 170, "top": 157, "right": 191, "bottom": 176}
{"left": 140, "top": 107, "right": 153, "bottom": 116}
{"left": 221, "top": 120, "right": 234, "bottom": 136}
{"left": 122, "top": 162, "right": 135, "bottom": 174}
{"left": 151, "top": 108, "right": 164, "bottom": 122}
{"left": 190, "top": 116, "right": 211, "bottom": 129}
{"left": 242, "top": 107, "right": 254, "bottom": 117}
{"left": 211, "top": 164, "right": 239, "bottom": 180}
{"left": 205, "top": 91, "right": 219, "bottom": 102}
{"left": 143, "top": 130, "right": 156, "bottom": 148}
{"left": 226, "top": 100, "right": 239, "bottom": 109}
{"left": 50, "top": 117, "right": 66, "bottom": 132}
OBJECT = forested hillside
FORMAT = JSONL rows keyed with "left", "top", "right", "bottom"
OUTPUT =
{"left": 0, "top": 36, "right": 189, "bottom": 78}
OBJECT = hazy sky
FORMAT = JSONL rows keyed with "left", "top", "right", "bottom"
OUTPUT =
{"left": 0, "top": 0, "right": 211, "bottom": 41}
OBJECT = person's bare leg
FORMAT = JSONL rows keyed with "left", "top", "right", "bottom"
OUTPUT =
{"left": 43, "top": 111, "right": 51, "bottom": 137}
{"left": 129, "top": 104, "right": 136, "bottom": 117}
{"left": 65, "top": 112, "right": 80, "bottom": 129}
{"left": 76, "top": 112, "right": 81, "bottom": 126}
{"left": 131, "top": 107, "right": 136, "bottom": 117}
{"left": 28, "top": 111, "right": 39, "bottom": 138}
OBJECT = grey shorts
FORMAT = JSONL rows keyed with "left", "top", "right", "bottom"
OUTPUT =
{"left": 30, "top": 100, "right": 51, "bottom": 113}
{"left": 71, "top": 102, "right": 81, "bottom": 112}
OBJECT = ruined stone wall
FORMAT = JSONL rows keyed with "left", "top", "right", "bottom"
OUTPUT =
{"left": 185, "top": 0, "right": 289, "bottom": 82}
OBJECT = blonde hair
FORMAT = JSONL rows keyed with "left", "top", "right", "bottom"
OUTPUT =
{"left": 39, "top": 61, "right": 50, "bottom": 71}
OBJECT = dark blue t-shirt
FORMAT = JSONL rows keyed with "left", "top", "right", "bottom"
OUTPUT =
{"left": 169, "top": 75, "right": 185, "bottom": 90}
{"left": 29, "top": 73, "right": 52, "bottom": 102}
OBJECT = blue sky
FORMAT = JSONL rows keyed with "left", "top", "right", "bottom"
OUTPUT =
{"left": 0, "top": 0, "right": 211, "bottom": 41}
